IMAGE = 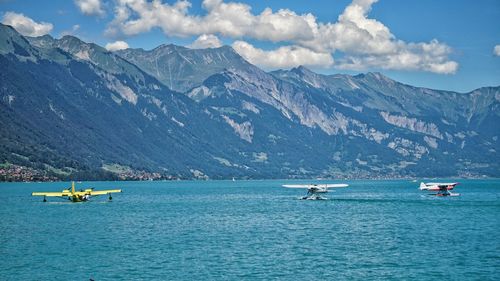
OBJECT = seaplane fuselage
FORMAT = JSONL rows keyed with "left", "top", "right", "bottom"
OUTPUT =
{"left": 419, "top": 182, "right": 458, "bottom": 191}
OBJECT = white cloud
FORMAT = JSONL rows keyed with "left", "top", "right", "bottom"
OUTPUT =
{"left": 494, "top": 45, "right": 500, "bottom": 56}
{"left": 75, "top": 0, "right": 105, "bottom": 17}
{"left": 301, "top": 0, "right": 396, "bottom": 54}
{"left": 1, "top": 12, "right": 53, "bottom": 37}
{"left": 105, "top": 40, "right": 129, "bottom": 51}
{"left": 105, "top": 0, "right": 316, "bottom": 41}
{"left": 189, "top": 34, "right": 222, "bottom": 49}
{"left": 336, "top": 40, "right": 458, "bottom": 74}
{"left": 299, "top": 0, "right": 457, "bottom": 74}
{"left": 105, "top": 0, "right": 458, "bottom": 74}
{"left": 232, "top": 40, "right": 333, "bottom": 69}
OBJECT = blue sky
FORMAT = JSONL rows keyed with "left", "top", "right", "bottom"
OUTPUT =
{"left": 1, "top": 0, "right": 499, "bottom": 92}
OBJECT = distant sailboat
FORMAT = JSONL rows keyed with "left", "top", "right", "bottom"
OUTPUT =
{"left": 232, "top": 177, "right": 236, "bottom": 182}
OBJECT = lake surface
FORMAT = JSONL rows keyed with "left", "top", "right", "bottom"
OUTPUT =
{"left": 0, "top": 179, "right": 499, "bottom": 280}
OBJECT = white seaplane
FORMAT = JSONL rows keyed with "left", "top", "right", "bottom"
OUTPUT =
{"left": 419, "top": 182, "right": 460, "bottom": 197}
{"left": 282, "top": 183, "right": 349, "bottom": 200}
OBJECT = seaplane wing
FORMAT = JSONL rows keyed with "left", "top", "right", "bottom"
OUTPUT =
{"left": 32, "top": 191, "right": 70, "bottom": 197}
{"left": 426, "top": 182, "right": 458, "bottom": 187}
{"left": 86, "top": 189, "right": 122, "bottom": 195}
{"left": 282, "top": 184, "right": 313, "bottom": 189}
{"left": 282, "top": 184, "right": 348, "bottom": 189}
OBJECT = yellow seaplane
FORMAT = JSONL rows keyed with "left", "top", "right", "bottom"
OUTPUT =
{"left": 32, "top": 181, "right": 122, "bottom": 202}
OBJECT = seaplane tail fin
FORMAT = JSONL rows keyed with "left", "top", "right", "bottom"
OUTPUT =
{"left": 419, "top": 182, "right": 427, "bottom": 190}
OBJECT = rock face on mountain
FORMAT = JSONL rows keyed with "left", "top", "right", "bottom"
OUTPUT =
{"left": 0, "top": 23, "right": 498, "bottom": 179}
{"left": 187, "top": 64, "right": 499, "bottom": 177}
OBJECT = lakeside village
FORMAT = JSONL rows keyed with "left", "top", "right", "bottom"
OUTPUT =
{"left": 0, "top": 164, "right": 166, "bottom": 182}
{"left": 0, "top": 162, "right": 488, "bottom": 182}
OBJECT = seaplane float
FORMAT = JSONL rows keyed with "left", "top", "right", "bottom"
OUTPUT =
{"left": 282, "top": 183, "right": 349, "bottom": 200}
{"left": 419, "top": 182, "right": 460, "bottom": 197}
{"left": 32, "top": 181, "right": 122, "bottom": 202}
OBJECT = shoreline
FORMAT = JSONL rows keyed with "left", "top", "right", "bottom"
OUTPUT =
{"left": 1, "top": 176, "right": 498, "bottom": 184}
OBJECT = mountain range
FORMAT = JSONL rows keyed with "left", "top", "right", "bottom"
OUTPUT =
{"left": 0, "top": 23, "right": 498, "bottom": 180}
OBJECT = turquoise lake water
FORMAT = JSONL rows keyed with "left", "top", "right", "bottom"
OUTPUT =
{"left": 0, "top": 179, "right": 499, "bottom": 280}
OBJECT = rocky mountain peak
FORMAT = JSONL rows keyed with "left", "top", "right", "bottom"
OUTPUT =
{"left": 356, "top": 72, "right": 394, "bottom": 83}
{"left": 59, "top": 35, "right": 85, "bottom": 47}
{"left": 0, "top": 23, "right": 17, "bottom": 35}
{"left": 216, "top": 45, "right": 238, "bottom": 54}
{"left": 291, "top": 65, "right": 314, "bottom": 75}
{"left": 153, "top": 43, "right": 187, "bottom": 54}
{"left": 0, "top": 23, "right": 37, "bottom": 57}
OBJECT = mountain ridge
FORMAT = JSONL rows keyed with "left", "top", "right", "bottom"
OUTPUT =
{"left": 0, "top": 23, "right": 498, "bottom": 180}
{"left": 116, "top": 43, "right": 251, "bottom": 93}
